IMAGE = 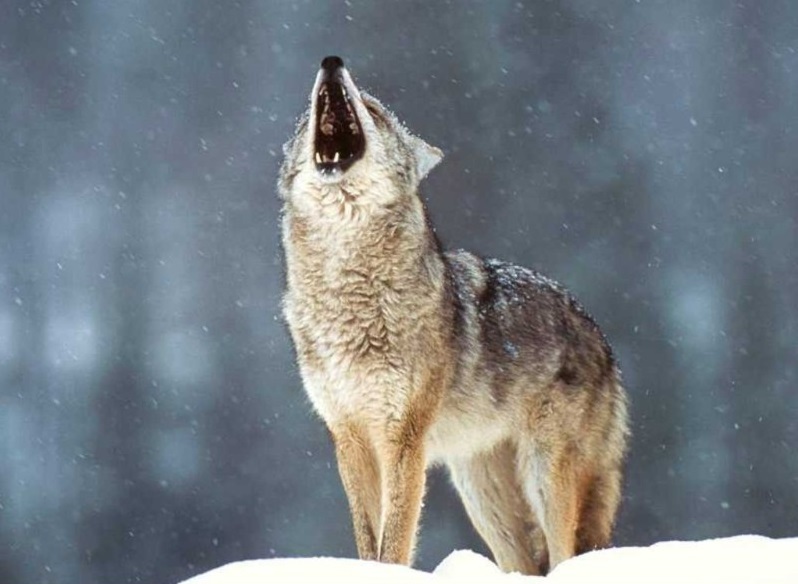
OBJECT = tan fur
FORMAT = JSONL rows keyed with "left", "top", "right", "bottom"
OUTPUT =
{"left": 279, "top": 59, "right": 629, "bottom": 574}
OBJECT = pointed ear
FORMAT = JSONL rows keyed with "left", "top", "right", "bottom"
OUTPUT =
{"left": 410, "top": 135, "right": 443, "bottom": 180}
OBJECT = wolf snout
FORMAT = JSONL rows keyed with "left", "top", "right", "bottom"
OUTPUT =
{"left": 321, "top": 55, "right": 345, "bottom": 73}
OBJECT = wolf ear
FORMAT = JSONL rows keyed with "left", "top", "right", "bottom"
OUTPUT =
{"left": 410, "top": 135, "right": 443, "bottom": 180}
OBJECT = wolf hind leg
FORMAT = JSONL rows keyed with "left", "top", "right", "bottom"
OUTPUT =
{"left": 517, "top": 442, "right": 580, "bottom": 570}
{"left": 577, "top": 381, "right": 627, "bottom": 554}
{"left": 448, "top": 441, "right": 545, "bottom": 575}
{"left": 576, "top": 465, "right": 623, "bottom": 554}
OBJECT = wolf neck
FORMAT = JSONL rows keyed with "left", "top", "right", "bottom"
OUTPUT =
{"left": 284, "top": 192, "right": 445, "bottom": 310}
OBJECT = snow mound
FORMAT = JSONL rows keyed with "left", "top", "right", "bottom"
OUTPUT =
{"left": 549, "top": 535, "right": 798, "bottom": 583}
{"left": 180, "top": 556, "right": 435, "bottom": 584}
{"left": 179, "top": 535, "right": 798, "bottom": 584}
{"left": 433, "top": 549, "right": 529, "bottom": 582}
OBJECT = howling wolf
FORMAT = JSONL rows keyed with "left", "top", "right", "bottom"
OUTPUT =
{"left": 278, "top": 55, "right": 629, "bottom": 575}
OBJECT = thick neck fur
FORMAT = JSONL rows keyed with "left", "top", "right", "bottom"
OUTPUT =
{"left": 283, "top": 187, "right": 442, "bottom": 299}
{"left": 282, "top": 184, "right": 447, "bottom": 370}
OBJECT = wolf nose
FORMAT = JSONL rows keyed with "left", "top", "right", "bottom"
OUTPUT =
{"left": 321, "top": 55, "right": 345, "bottom": 73}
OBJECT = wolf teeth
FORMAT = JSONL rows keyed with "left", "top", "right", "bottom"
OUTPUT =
{"left": 314, "top": 152, "right": 342, "bottom": 164}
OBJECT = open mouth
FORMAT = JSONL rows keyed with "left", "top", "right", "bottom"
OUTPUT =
{"left": 313, "top": 57, "right": 365, "bottom": 174}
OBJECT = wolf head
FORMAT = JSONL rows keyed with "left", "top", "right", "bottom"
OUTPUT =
{"left": 279, "top": 56, "right": 443, "bottom": 214}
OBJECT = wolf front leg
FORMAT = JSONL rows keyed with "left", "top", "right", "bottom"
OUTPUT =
{"left": 376, "top": 424, "right": 428, "bottom": 565}
{"left": 518, "top": 442, "right": 579, "bottom": 569}
{"left": 332, "top": 423, "right": 382, "bottom": 560}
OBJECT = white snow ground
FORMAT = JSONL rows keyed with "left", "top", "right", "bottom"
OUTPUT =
{"left": 179, "top": 535, "right": 798, "bottom": 584}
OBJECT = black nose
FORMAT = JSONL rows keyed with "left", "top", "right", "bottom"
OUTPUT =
{"left": 321, "top": 55, "right": 344, "bottom": 72}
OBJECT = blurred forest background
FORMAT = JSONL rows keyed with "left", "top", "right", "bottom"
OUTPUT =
{"left": 1, "top": 1, "right": 797, "bottom": 583}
